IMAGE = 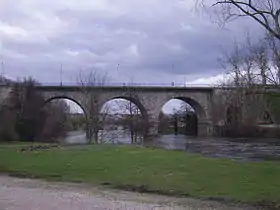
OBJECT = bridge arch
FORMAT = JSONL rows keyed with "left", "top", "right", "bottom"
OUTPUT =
{"left": 100, "top": 96, "right": 148, "bottom": 120}
{"left": 100, "top": 96, "right": 149, "bottom": 140}
{"left": 174, "top": 97, "right": 207, "bottom": 121}
{"left": 159, "top": 96, "right": 208, "bottom": 136}
{"left": 44, "top": 96, "right": 88, "bottom": 120}
{"left": 42, "top": 96, "right": 88, "bottom": 142}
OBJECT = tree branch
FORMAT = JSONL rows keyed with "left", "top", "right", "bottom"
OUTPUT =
{"left": 211, "top": 0, "right": 280, "bottom": 40}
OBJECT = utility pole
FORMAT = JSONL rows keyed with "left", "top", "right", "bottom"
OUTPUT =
{"left": 1, "top": 61, "right": 5, "bottom": 84}
{"left": 171, "top": 63, "right": 174, "bottom": 87}
{"left": 60, "top": 63, "right": 63, "bottom": 86}
{"left": 116, "top": 63, "right": 120, "bottom": 72}
{"left": 1, "top": 61, "right": 4, "bottom": 77}
{"left": 116, "top": 64, "right": 120, "bottom": 86}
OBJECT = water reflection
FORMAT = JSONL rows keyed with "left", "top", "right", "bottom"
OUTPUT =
{"left": 151, "top": 135, "right": 280, "bottom": 161}
{"left": 63, "top": 130, "right": 280, "bottom": 162}
{"left": 63, "top": 130, "right": 144, "bottom": 145}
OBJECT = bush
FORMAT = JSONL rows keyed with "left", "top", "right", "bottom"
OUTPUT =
{"left": 0, "top": 106, "right": 19, "bottom": 141}
{"left": 39, "top": 100, "right": 70, "bottom": 142}
{"left": 0, "top": 78, "right": 70, "bottom": 142}
{"left": 10, "top": 79, "right": 46, "bottom": 141}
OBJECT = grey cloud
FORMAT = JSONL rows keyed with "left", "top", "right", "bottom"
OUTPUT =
{"left": 0, "top": 0, "right": 265, "bottom": 84}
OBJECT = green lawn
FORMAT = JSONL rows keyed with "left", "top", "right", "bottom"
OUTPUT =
{"left": 0, "top": 144, "right": 280, "bottom": 203}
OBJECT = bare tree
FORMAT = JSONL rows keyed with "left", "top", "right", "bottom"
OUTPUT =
{"left": 112, "top": 81, "right": 146, "bottom": 144}
{"left": 197, "top": 0, "right": 280, "bottom": 40}
{"left": 219, "top": 33, "right": 274, "bottom": 87}
{"left": 240, "top": 32, "right": 280, "bottom": 86}
{"left": 216, "top": 37, "right": 270, "bottom": 136}
{"left": 120, "top": 99, "right": 142, "bottom": 143}
{"left": 40, "top": 99, "right": 70, "bottom": 142}
{"left": 249, "top": 39, "right": 269, "bottom": 85}
{"left": 77, "top": 70, "right": 109, "bottom": 144}
{"left": 158, "top": 111, "right": 172, "bottom": 134}
{"left": 0, "top": 78, "right": 70, "bottom": 142}
{"left": 265, "top": 33, "right": 280, "bottom": 85}
{"left": 177, "top": 102, "right": 197, "bottom": 135}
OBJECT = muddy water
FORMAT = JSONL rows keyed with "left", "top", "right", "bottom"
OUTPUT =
{"left": 150, "top": 135, "right": 280, "bottom": 161}
{"left": 64, "top": 131, "right": 280, "bottom": 161}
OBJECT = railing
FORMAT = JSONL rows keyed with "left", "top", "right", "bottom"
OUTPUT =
{"left": 2, "top": 81, "right": 279, "bottom": 89}
{"left": 39, "top": 82, "right": 215, "bottom": 88}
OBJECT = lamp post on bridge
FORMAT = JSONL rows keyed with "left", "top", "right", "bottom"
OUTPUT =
{"left": 1, "top": 61, "right": 6, "bottom": 85}
{"left": 60, "top": 63, "right": 63, "bottom": 86}
{"left": 1, "top": 61, "right": 4, "bottom": 78}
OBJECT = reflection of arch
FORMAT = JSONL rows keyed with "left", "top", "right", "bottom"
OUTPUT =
{"left": 44, "top": 96, "right": 88, "bottom": 120}
{"left": 101, "top": 96, "right": 148, "bottom": 120}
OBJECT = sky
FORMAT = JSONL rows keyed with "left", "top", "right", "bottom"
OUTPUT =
{"left": 0, "top": 0, "right": 264, "bottom": 86}
{"left": 0, "top": 0, "right": 265, "bottom": 114}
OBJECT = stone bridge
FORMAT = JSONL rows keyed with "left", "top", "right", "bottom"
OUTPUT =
{"left": 0, "top": 85, "right": 217, "bottom": 136}
{"left": 37, "top": 85, "right": 215, "bottom": 136}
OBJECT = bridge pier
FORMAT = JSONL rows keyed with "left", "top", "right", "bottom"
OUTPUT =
{"left": 145, "top": 110, "right": 161, "bottom": 137}
{"left": 197, "top": 122, "right": 213, "bottom": 136}
{"left": 0, "top": 87, "right": 12, "bottom": 107}
{"left": 147, "top": 122, "right": 159, "bottom": 137}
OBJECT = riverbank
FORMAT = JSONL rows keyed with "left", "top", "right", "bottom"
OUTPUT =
{"left": 0, "top": 143, "right": 280, "bottom": 207}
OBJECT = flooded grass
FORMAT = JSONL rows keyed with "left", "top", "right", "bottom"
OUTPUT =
{"left": 0, "top": 144, "right": 280, "bottom": 204}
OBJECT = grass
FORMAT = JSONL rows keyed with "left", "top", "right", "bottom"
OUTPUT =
{"left": 0, "top": 141, "right": 57, "bottom": 147}
{"left": 0, "top": 143, "right": 280, "bottom": 203}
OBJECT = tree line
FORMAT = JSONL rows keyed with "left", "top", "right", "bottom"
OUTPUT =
{"left": 0, "top": 78, "right": 71, "bottom": 142}
{"left": 211, "top": 32, "right": 280, "bottom": 137}
{"left": 0, "top": 71, "right": 151, "bottom": 144}
{"left": 194, "top": 0, "right": 280, "bottom": 137}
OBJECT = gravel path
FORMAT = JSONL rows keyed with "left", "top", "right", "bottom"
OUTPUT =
{"left": 0, "top": 176, "right": 258, "bottom": 210}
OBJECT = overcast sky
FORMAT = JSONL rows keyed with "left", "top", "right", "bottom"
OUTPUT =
{"left": 0, "top": 0, "right": 264, "bottom": 86}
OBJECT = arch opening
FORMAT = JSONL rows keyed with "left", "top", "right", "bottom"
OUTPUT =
{"left": 43, "top": 97, "right": 87, "bottom": 144}
{"left": 159, "top": 97, "right": 206, "bottom": 136}
{"left": 99, "top": 97, "right": 148, "bottom": 144}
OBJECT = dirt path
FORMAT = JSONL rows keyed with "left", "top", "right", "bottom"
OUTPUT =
{"left": 0, "top": 175, "right": 258, "bottom": 210}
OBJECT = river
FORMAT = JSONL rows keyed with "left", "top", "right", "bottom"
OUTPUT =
{"left": 63, "top": 130, "right": 280, "bottom": 162}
